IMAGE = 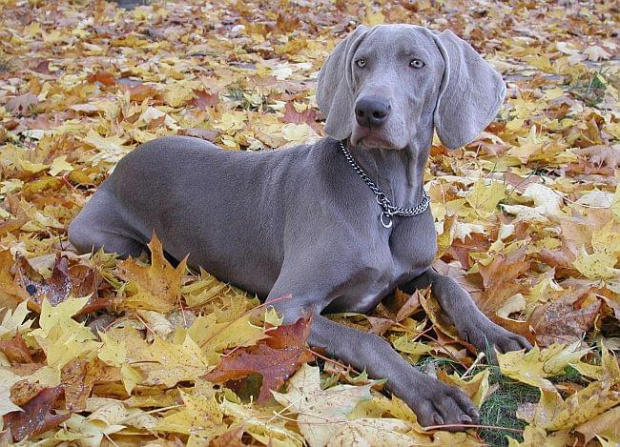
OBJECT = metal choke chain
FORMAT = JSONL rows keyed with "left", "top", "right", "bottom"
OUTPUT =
{"left": 338, "top": 140, "right": 431, "bottom": 229}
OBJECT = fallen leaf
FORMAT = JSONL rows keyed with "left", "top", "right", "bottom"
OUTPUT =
{"left": 0, "top": 332, "right": 33, "bottom": 363}
{"left": 466, "top": 178, "right": 506, "bottom": 218}
{"left": 0, "top": 250, "right": 30, "bottom": 309}
{"left": 575, "top": 406, "right": 620, "bottom": 444}
{"left": 498, "top": 341, "right": 590, "bottom": 390}
{"left": 204, "top": 316, "right": 314, "bottom": 403}
{"left": 118, "top": 233, "right": 187, "bottom": 313}
{"left": 272, "top": 364, "right": 372, "bottom": 447}
{"left": 530, "top": 292, "right": 602, "bottom": 346}
{"left": 507, "top": 425, "right": 574, "bottom": 447}
{"left": 6, "top": 93, "right": 38, "bottom": 116}
{"left": 3, "top": 386, "right": 70, "bottom": 442}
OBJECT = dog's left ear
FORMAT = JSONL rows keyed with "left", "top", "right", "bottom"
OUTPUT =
{"left": 430, "top": 30, "right": 506, "bottom": 150}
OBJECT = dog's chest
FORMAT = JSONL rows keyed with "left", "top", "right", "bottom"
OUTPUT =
{"left": 326, "top": 211, "right": 436, "bottom": 314}
{"left": 389, "top": 211, "right": 437, "bottom": 274}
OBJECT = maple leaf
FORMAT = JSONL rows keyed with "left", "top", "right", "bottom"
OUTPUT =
{"left": 529, "top": 291, "right": 602, "bottom": 346}
{"left": 0, "top": 331, "right": 33, "bottom": 363}
{"left": 506, "top": 425, "right": 574, "bottom": 447}
{"left": 498, "top": 341, "right": 590, "bottom": 390}
{"left": 281, "top": 102, "right": 318, "bottom": 127}
{"left": 0, "top": 301, "right": 33, "bottom": 339}
{"left": 220, "top": 398, "right": 306, "bottom": 445}
{"left": 0, "top": 250, "right": 30, "bottom": 309}
{"left": 204, "top": 316, "right": 314, "bottom": 403}
{"left": 156, "top": 390, "right": 226, "bottom": 440}
{"left": 576, "top": 144, "right": 620, "bottom": 169}
{"left": 191, "top": 89, "right": 219, "bottom": 109}
{"left": 272, "top": 364, "right": 372, "bottom": 447}
{"left": 437, "top": 369, "right": 495, "bottom": 409}
{"left": 576, "top": 406, "right": 620, "bottom": 444}
{"left": 6, "top": 92, "right": 38, "bottom": 116}
{"left": 60, "top": 359, "right": 105, "bottom": 411}
{"left": 118, "top": 233, "right": 187, "bottom": 313}
{"left": 476, "top": 245, "right": 531, "bottom": 318}
{"left": 16, "top": 255, "right": 110, "bottom": 315}
{"left": 87, "top": 71, "right": 117, "bottom": 86}
{"left": 466, "top": 178, "right": 506, "bottom": 218}
{"left": 3, "top": 386, "right": 70, "bottom": 442}
{"left": 517, "top": 381, "right": 619, "bottom": 432}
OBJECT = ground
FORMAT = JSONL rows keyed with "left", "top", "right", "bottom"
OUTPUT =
{"left": 0, "top": 0, "right": 618, "bottom": 446}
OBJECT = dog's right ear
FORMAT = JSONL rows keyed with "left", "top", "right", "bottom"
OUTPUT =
{"left": 317, "top": 26, "right": 369, "bottom": 141}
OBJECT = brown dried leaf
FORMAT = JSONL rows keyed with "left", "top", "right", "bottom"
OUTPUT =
{"left": 204, "top": 316, "right": 314, "bottom": 403}
{"left": 0, "top": 250, "right": 29, "bottom": 310}
{"left": 6, "top": 92, "right": 38, "bottom": 116}
{"left": 3, "top": 386, "right": 70, "bottom": 442}
{"left": 530, "top": 291, "right": 602, "bottom": 346}
{"left": 0, "top": 332, "right": 33, "bottom": 363}
{"left": 60, "top": 359, "right": 105, "bottom": 411}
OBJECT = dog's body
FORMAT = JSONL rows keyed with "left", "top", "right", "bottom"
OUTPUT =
{"left": 70, "top": 24, "right": 531, "bottom": 428}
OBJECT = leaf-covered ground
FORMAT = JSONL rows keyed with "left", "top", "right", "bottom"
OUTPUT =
{"left": 1, "top": 0, "right": 619, "bottom": 445}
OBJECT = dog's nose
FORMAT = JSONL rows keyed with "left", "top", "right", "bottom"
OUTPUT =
{"left": 355, "top": 97, "right": 391, "bottom": 127}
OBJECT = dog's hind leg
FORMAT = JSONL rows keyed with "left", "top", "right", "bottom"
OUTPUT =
{"left": 68, "top": 189, "right": 146, "bottom": 258}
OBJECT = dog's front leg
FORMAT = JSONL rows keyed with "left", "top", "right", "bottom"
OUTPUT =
{"left": 267, "top": 294, "right": 480, "bottom": 429}
{"left": 402, "top": 269, "right": 531, "bottom": 362}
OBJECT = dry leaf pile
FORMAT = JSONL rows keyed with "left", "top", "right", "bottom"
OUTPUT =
{"left": 0, "top": 0, "right": 619, "bottom": 445}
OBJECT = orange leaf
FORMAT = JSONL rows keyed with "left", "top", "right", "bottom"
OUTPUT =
{"left": 60, "top": 359, "right": 105, "bottom": 411}
{"left": 0, "top": 332, "right": 32, "bottom": 364}
{"left": 3, "top": 386, "right": 70, "bottom": 442}
{"left": 118, "top": 233, "right": 187, "bottom": 313}
{"left": 204, "top": 316, "right": 314, "bottom": 403}
{"left": 0, "top": 249, "right": 29, "bottom": 310}
{"left": 87, "top": 71, "right": 117, "bottom": 86}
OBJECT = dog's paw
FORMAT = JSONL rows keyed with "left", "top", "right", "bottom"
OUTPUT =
{"left": 409, "top": 376, "right": 480, "bottom": 431}
{"left": 461, "top": 321, "right": 532, "bottom": 364}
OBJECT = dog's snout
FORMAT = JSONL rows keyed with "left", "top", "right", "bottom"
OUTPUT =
{"left": 355, "top": 97, "right": 391, "bottom": 127}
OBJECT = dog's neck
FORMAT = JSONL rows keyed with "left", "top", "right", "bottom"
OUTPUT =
{"left": 346, "top": 139, "right": 430, "bottom": 210}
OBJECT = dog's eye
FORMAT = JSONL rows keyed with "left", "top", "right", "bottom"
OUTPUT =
{"left": 355, "top": 59, "right": 366, "bottom": 68}
{"left": 409, "top": 59, "right": 425, "bottom": 69}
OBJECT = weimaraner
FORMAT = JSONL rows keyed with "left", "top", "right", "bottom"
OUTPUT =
{"left": 69, "top": 24, "right": 531, "bottom": 428}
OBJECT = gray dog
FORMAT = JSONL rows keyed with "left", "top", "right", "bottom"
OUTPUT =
{"left": 69, "top": 24, "right": 531, "bottom": 428}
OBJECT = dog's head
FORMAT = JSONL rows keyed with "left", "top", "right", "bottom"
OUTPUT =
{"left": 317, "top": 24, "right": 505, "bottom": 151}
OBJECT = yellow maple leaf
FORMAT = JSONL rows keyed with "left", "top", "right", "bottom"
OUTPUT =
{"left": 466, "top": 178, "right": 506, "bottom": 218}
{"left": 118, "top": 234, "right": 187, "bottom": 313}
{"left": 518, "top": 381, "right": 618, "bottom": 431}
{"left": 18, "top": 159, "right": 48, "bottom": 174}
{"left": 163, "top": 84, "right": 195, "bottom": 108}
{"left": 391, "top": 334, "right": 434, "bottom": 363}
{"left": 187, "top": 312, "right": 267, "bottom": 364}
{"left": 573, "top": 246, "right": 619, "bottom": 280}
{"left": 29, "top": 297, "right": 100, "bottom": 370}
{"left": 0, "top": 300, "right": 32, "bottom": 339}
{"left": 97, "top": 331, "right": 127, "bottom": 367}
{"left": 438, "top": 369, "right": 494, "bottom": 409}
{"left": 48, "top": 155, "right": 74, "bottom": 176}
{"left": 576, "top": 406, "right": 620, "bottom": 445}
{"left": 272, "top": 364, "right": 372, "bottom": 447}
{"left": 498, "top": 341, "right": 590, "bottom": 390}
{"left": 362, "top": 0, "right": 385, "bottom": 26}
{"left": 156, "top": 390, "right": 225, "bottom": 439}
{"left": 507, "top": 425, "right": 574, "bottom": 447}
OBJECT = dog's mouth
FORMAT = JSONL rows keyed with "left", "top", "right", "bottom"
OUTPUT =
{"left": 351, "top": 125, "right": 399, "bottom": 150}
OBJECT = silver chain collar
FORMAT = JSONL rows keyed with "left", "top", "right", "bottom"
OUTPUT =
{"left": 338, "top": 140, "right": 431, "bottom": 229}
